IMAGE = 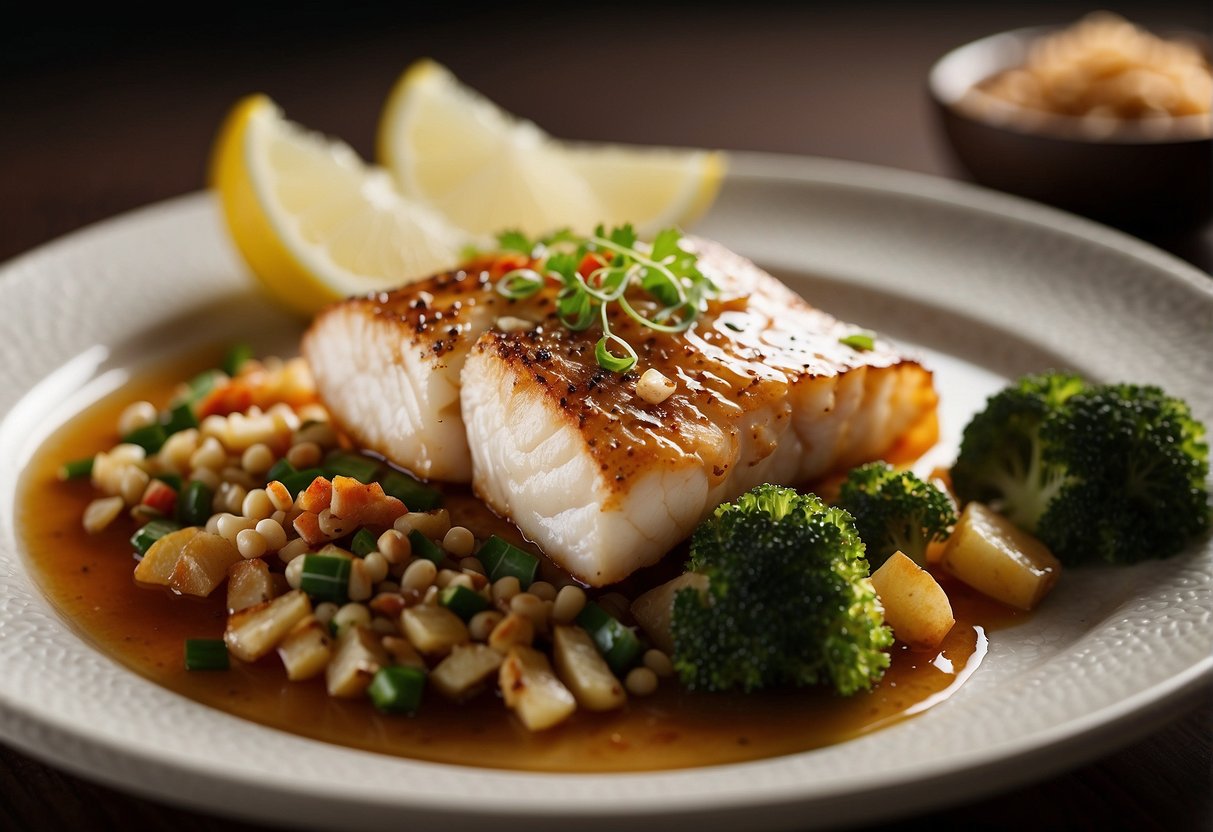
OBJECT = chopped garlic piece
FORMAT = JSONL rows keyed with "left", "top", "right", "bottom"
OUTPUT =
{"left": 636, "top": 368, "right": 676, "bottom": 404}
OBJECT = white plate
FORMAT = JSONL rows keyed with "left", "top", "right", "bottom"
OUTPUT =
{"left": 0, "top": 153, "right": 1210, "bottom": 831}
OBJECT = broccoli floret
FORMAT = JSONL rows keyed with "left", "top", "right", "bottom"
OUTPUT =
{"left": 953, "top": 372, "right": 1210, "bottom": 564}
{"left": 951, "top": 371, "right": 1087, "bottom": 533}
{"left": 670, "top": 484, "right": 892, "bottom": 695}
{"left": 1035, "top": 383, "right": 1210, "bottom": 564}
{"left": 837, "top": 462, "right": 957, "bottom": 567}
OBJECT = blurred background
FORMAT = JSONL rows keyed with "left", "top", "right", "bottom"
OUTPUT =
{"left": 2, "top": 0, "right": 1209, "bottom": 264}
{"left": 2, "top": 1, "right": 1210, "bottom": 830}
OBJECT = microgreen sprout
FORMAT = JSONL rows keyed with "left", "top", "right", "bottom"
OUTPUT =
{"left": 493, "top": 225, "right": 717, "bottom": 373}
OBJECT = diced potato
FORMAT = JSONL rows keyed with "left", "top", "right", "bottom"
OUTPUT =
{"left": 430, "top": 643, "right": 504, "bottom": 701}
{"left": 499, "top": 645, "right": 577, "bottom": 731}
{"left": 941, "top": 502, "right": 1061, "bottom": 610}
{"left": 552, "top": 625, "right": 626, "bottom": 711}
{"left": 134, "top": 527, "right": 201, "bottom": 585}
{"left": 487, "top": 612, "right": 534, "bottom": 653}
{"left": 169, "top": 532, "right": 243, "bottom": 597}
{"left": 227, "top": 559, "right": 277, "bottom": 613}
{"left": 630, "top": 572, "right": 709, "bottom": 654}
{"left": 225, "top": 589, "right": 312, "bottom": 662}
{"left": 277, "top": 615, "right": 333, "bottom": 681}
{"left": 870, "top": 551, "right": 955, "bottom": 650}
{"left": 401, "top": 605, "right": 469, "bottom": 656}
{"left": 326, "top": 625, "right": 389, "bottom": 698}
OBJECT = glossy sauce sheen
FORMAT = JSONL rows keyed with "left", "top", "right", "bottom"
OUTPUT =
{"left": 17, "top": 365, "right": 1019, "bottom": 772}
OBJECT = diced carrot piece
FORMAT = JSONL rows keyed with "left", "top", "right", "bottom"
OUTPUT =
{"left": 329, "top": 476, "right": 373, "bottom": 518}
{"left": 330, "top": 476, "right": 407, "bottom": 527}
{"left": 296, "top": 477, "right": 333, "bottom": 513}
{"left": 140, "top": 479, "right": 177, "bottom": 516}
{"left": 293, "top": 511, "right": 329, "bottom": 547}
{"left": 357, "top": 496, "right": 407, "bottom": 528}
{"left": 265, "top": 480, "right": 292, "bottom": 511}
{"left": 197, "top": 380, "right": 254, "bottom": 419}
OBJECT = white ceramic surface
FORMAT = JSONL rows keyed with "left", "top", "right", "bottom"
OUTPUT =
{"left": 0, "top": 153, "right": 1209, "bottom": 831}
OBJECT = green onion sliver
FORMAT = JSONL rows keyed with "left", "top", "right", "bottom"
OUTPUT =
{"left": 154, "top": 473, "right": 183, "bottom": 492}
{"left": 299, "top": 555, "right": 351, "bottom": 603}
{"left": 174, "top": 369, "right": 222, "bottom": 410}
{"left": 222, "top": 342, "right": 255, "bottom": 377}
{"left": 122, "top": 423, "right": 168, "bottom": 454}
{"left": 407, "top": 529, "right": 446, "bottom": 565}
{"left": 58, "top": 457, "right": 94, "bottom": 481}
{"left": 177, "top": 480, "right": 214, "bottom": 527}
{"left": 440, "top": 585, "right": 490, "bottom": 621}
{"left": 131, "top": 518, "right": 183, "bottom": 557}
{"left": 350, "top": 528, "right": 378, "bottom": 557}
{"left": 160, "top": 402, "right": 198, "bottom": 436}
{"left": 476, "top": 535, "right": 538, "bottom": 588}
{"left": 368, "top": 665, "right": 426, "bottom": 714}
{"left": 576, "top": 601, "right": 643, "bottom": 675}
{"left": 265, "top": 458, "right": 296, "bottom": 485}
{"left": 323, "top": 450, "right": 382, "bottom": 484}
{"left": 379, "top": 470, "right": 442, "bottom": 511}
{"left": 184, "top": 639, "right": 230, "bottom": 671}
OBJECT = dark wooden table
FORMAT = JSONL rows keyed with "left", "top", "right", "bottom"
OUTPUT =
{"left": 3, "top": 3, "right": 1210, "bottom": 830}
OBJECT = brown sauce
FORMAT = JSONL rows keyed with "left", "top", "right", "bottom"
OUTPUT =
{"left": 16, "top": 360, "right": 1022, "bottom": 772}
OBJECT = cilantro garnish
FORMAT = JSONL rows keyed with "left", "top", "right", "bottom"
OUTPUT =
{"left": 492, "top": 225, "right": 718, "bottom": 373}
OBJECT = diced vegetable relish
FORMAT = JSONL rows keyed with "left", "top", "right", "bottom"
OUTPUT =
{"left": 73, "top": 350, "right": 661, "bottom": 732}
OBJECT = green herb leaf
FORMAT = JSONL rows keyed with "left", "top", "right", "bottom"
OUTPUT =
{"left": 595, "top": 334, "right": 638, "bottom": 373}
{"left": 491, "top": 224, "right": 715, "bottom": 373}
{"left": 839, "top": 332, "right": 876, "bottom": 351}
{"left": 496, "top": 230, "right": 534, "bottom": 255}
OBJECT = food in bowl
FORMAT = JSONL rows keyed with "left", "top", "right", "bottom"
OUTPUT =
{"left": 955, "top": 12, "right": 1212, "bottom": 140}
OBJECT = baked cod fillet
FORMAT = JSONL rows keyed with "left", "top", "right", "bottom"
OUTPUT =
{"left": 306, "top": 241, "right": 937, "bottom": 585}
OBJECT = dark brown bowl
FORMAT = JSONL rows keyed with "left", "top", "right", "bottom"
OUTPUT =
{"left": 929, "top": 26, "right": 1212, "bottom": 233}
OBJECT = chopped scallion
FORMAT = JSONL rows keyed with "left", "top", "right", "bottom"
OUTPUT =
{"left": 184, "top": 638, "right": 229, "bottom": 671}
{"left": 122, "top": 423, "right": 168, "bottom": 454}
{"left": 475, "top": 535, "right": 538, "bottom": 588}
{"left": 379, "top": 470, "right": 442, "bottom": 511}
{"left": 154, "top": 473, "right": 183, "bottom": 492}
{"left": 176, "top": 480, "right": 214, "bottom": 526}
{"left": 222, "top": 342, "right": 255, "bottom": 377}
{"left": 576, "top": 601, "right": 643, "bottom": 675}
{"left": 299, "top": 555, "right": 350, "bottom": 603}
{"left": 173, "top": 369, "right": 222, "bottom": 411}
{"left": 323, "top": 450, "right": 382, "bottom": 484}
{"left": 160, "top": 401, "right": 198, "bottom": 435}
{"left": 350, "top": 528, "right": 378, "bottom": 557}
{"left": 58, "top": 457, "right": 94, "bottom": 481}
{"left": 407, "top": 529, "right": 446, "bottom": 565}
{"left": 265, "top": 458, "right": 296, "bottom": 484}
{"left": 439, "top": 585, "right": 490, "bottom": 620}
{"left": 131, "top": 518, "right": 183, "bottom": 557}
{"left": 368, "top": 665, "right": 426, "bottom": 714}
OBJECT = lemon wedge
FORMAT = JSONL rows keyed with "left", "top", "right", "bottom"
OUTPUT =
{"left": 377, "top": 59, "right": 726, "bottom": 238}
{"left": 210, "top": 94, "right": 471, "bottom": 317}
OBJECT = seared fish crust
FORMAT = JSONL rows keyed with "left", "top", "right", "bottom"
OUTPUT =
{"left": 306, "top": 241, "right": 937, "bottom": 585}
